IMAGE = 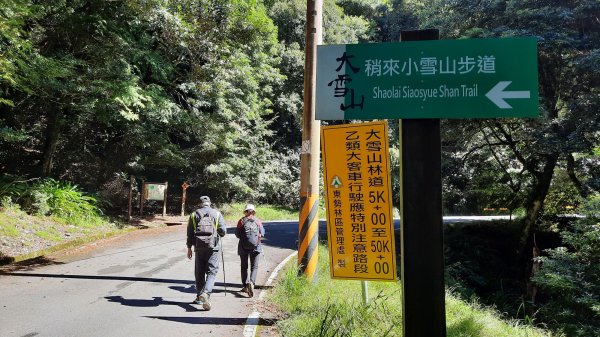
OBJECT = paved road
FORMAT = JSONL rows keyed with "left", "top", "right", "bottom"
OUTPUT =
{"left": 0, "top": 221, "right": 298, "bottom": 337}
{"left": 0, "top": 215, "right": 509, "bottom": 336}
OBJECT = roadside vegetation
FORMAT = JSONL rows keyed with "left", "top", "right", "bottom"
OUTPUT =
{"left": 220, "top": 203, "right": 300, "bottom": 222}
{"left": 0, "top": 176, "right": 126, "bottom": 264}
{"left": 270, "top": 245, "right": 559, "bottom": 337}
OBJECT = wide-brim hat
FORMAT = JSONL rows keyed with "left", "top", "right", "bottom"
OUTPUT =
{"left": 244, "top": 204, "right": 255, "bottom": 212}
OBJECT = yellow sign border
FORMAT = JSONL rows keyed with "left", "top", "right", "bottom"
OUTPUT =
{"left": 321, "top": 121, "right": 397, "bottom": 281}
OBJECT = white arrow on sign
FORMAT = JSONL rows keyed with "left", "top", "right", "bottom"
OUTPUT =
{"left": 486, "top": 81, "right": 531, "bottom": 109}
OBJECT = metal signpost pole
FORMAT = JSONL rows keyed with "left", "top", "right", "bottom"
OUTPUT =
{"left": 399, "top": 29, "right": 446, "bottom": 337}
{"left": 361, "top": 281, "right": 369, "bottom": 305}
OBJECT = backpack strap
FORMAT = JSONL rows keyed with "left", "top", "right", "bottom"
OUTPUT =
{"left": 190, "top": 211, "right": 197, "bottom": 231}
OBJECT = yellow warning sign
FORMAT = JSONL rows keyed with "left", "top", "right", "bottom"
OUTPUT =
{"left": 321, "top": 121, "right": 397, "bottom": 281}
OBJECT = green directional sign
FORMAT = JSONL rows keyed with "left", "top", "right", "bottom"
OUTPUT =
{"left": 316, "top": 37, "right": 538, "bottom": 120}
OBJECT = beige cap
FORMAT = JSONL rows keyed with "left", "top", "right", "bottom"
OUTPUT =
{"left": 244, "top": 204, "right": 255, "bottom": 212}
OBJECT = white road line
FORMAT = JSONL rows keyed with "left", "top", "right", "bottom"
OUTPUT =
{"left": 243, "top": 251, "right": 298, "bottom": 337}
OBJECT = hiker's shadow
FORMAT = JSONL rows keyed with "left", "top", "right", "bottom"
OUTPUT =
{"left": 169, "top": 285, "right": 197, "bottom": 294}
{"left": 106, "top": 295, "right": 197, "bottom": 312}
{"left": 169, "top": 284, "right": 250, "bottom": 298}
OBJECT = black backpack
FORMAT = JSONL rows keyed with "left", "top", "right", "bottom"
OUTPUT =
{"left": 193, "top": 210, "right": 215, "bottom": 250}
{"left": 240, "top": 217, "right": 260, "bottom": 250}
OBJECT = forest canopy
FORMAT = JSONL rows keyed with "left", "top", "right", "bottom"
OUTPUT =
{"left": 1, "top": 0, "right": 598, "bottom": 217}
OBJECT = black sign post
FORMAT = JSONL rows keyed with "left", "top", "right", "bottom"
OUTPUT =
{"left": 399, "top": 29, "right": 446, "bottom": 337}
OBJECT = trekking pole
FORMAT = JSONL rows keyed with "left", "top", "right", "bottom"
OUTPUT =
{"left": 220, "top": 238, "right": 227, "bottom": 296}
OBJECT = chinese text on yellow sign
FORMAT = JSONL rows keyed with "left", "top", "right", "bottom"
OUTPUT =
{"left": 321, "top": 121, "right": 397, "bottom": 281}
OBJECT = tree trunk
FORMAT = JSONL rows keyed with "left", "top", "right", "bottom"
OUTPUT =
{"left": 526, "top": 241, "right": 541, "bottom": 304}
{"left": 40, "top": 110, "right": 63, "bottom": 177}
{"left": 518, "top": 154, "right": 559, "bottom": 255}
{"left": 519, "top": 155, "right": 558, "bottom": 306}
{"left": 566, "top": 153, "right": 588, "bottom": 198}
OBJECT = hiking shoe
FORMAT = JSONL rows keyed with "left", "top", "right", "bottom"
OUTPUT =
{"left": 200, "top": 293, "right": 211, "bottom": 311}
{"left": 240, "top": 285, "right": 248, "bottom": 293}
{"left": 192, "top": 295, "right": 203, "bottom": 305}
{"left": 247, "top": 282, "right": 254, "bottom": 298}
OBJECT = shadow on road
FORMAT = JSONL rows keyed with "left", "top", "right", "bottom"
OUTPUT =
{"left": 0, "top": 272, "right": 194, "bottom": 284}
{"left": 105, "top": 296, "right": 279, "bottom": 326}
{"left": 2, "top": 272, "right": 273, "bottom": 296}
{"left": 143, "top": 315, "right": 275, "bottom": 326}
{"left": 0, "top": 256, "right": 64, "bottom": 272}
{"left": 106, "top": 295, "right": 197, "bottom": 312}
{"left": 170, "top": 283, "right": 272, "bottom": 296}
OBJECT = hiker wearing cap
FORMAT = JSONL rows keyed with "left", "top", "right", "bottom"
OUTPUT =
{"left": 235, "top": 204, "right": 265, "bottom": 297}
{"left": 186, "top": 196, "right": 227, "bottom": 310}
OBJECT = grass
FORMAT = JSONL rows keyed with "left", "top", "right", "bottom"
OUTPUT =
{"left": 0, "top": 203, "right": 135, "bottom": 265}
{"left": 10, "top": 227, "right": 136, "bottom": 264}
{"left": 269, "top": 244, "right": 561, "bottom": 337}
{"left": 0, "top": 213, "right": 20, "bottom": 237}
{"left": 220, "top": 202, "right": 302, "bottom": 221}
{"left": 35, "top": 228, "right": 62, "bottom": 242}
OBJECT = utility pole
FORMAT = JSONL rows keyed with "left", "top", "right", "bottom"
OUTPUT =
{"left": 298, "top": 0, "right": 323, "bottom": 281}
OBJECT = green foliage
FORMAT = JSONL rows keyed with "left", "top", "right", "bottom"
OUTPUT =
{"left": 544, "top": 169, "right": 584, "bottom": 215}
{"left": 271, "top": 246, "right": 404, "bottom": 336}
{"left": 0, "top": 202, "right": 128, "bottom": 264}
{"left": 532, "top": 196, "right": 600, "bottom": 336}
{"left": 0, "top": 0, "right": 293, "bottom": 207}
{"left": 22, "top": 178, "right": 103, "bottom": 226}
{"left": 445, "top": 293, "right": 560, "bottom": 337}
{"left": 35, "top": 227, "right": 62, "bottom": 242}
{"left": 387, "top": 3, "right": 600, "bottom": 331}
{"left": 0, "top": 0, "right": 36, "bottom": 102}
{"left": 402, "top": 0, "right": 600, "bottom": 255}
{"left": 0, "top": 212, "right": 20, "bottom": 237}
{"left": 255, "top": 149, "right": 301, "bottom": 207}
{"left": 270, "top": 245, "right": 556, "bottom": 337}
{"left": 323, "top": 0, "right": 372, "bottom": 44}
{"left": 0, "top": 174, "right": 28, "bottom": 200}
{"left": 0, "top": 124, "right": 27, "bottom": 143}
{"left": 444, "top": 220, "right": 526, "bottom": 315}
{"left": 371, "top": 0, "right": 419, "bottom": 42}
{"left": 220, "top": 202, "right": 298, "bottom": 222}
{"left": 0, "top": 0, "right": 383, "bottom": 210}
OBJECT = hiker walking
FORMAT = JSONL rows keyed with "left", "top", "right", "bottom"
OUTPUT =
{"left": 186, "top": 196, "right": 227, "bottom": 310}
{"left": 235, "top": 204, "right": 265, "bottom": 297}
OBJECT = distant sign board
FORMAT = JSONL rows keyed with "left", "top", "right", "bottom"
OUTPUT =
{"left": 316, "top": 37, "right": 538, "bottom": 120}
{"left": 144, "top": 183, "right": 166, "bottom": 201}
{"left": 321, "top": 121, "right": 397, "bottom": 281}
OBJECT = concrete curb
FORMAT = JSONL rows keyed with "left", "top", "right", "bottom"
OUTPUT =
{"left": 242, "top": 251, "right": 298, "bottom": 337}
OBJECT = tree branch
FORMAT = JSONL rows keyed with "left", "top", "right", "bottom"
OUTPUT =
{"left": 491, "top": 121, "right": 541, "bottom": 180}
{"left": 566, "top": 153, "right": 588, "bottom": 198}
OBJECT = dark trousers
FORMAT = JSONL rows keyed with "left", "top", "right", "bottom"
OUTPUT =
{"left": 194, "top": 248, "right": 220, "bottom": 295}
{"left": 240, "top": 251, "right": 260, "bottom": 285}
